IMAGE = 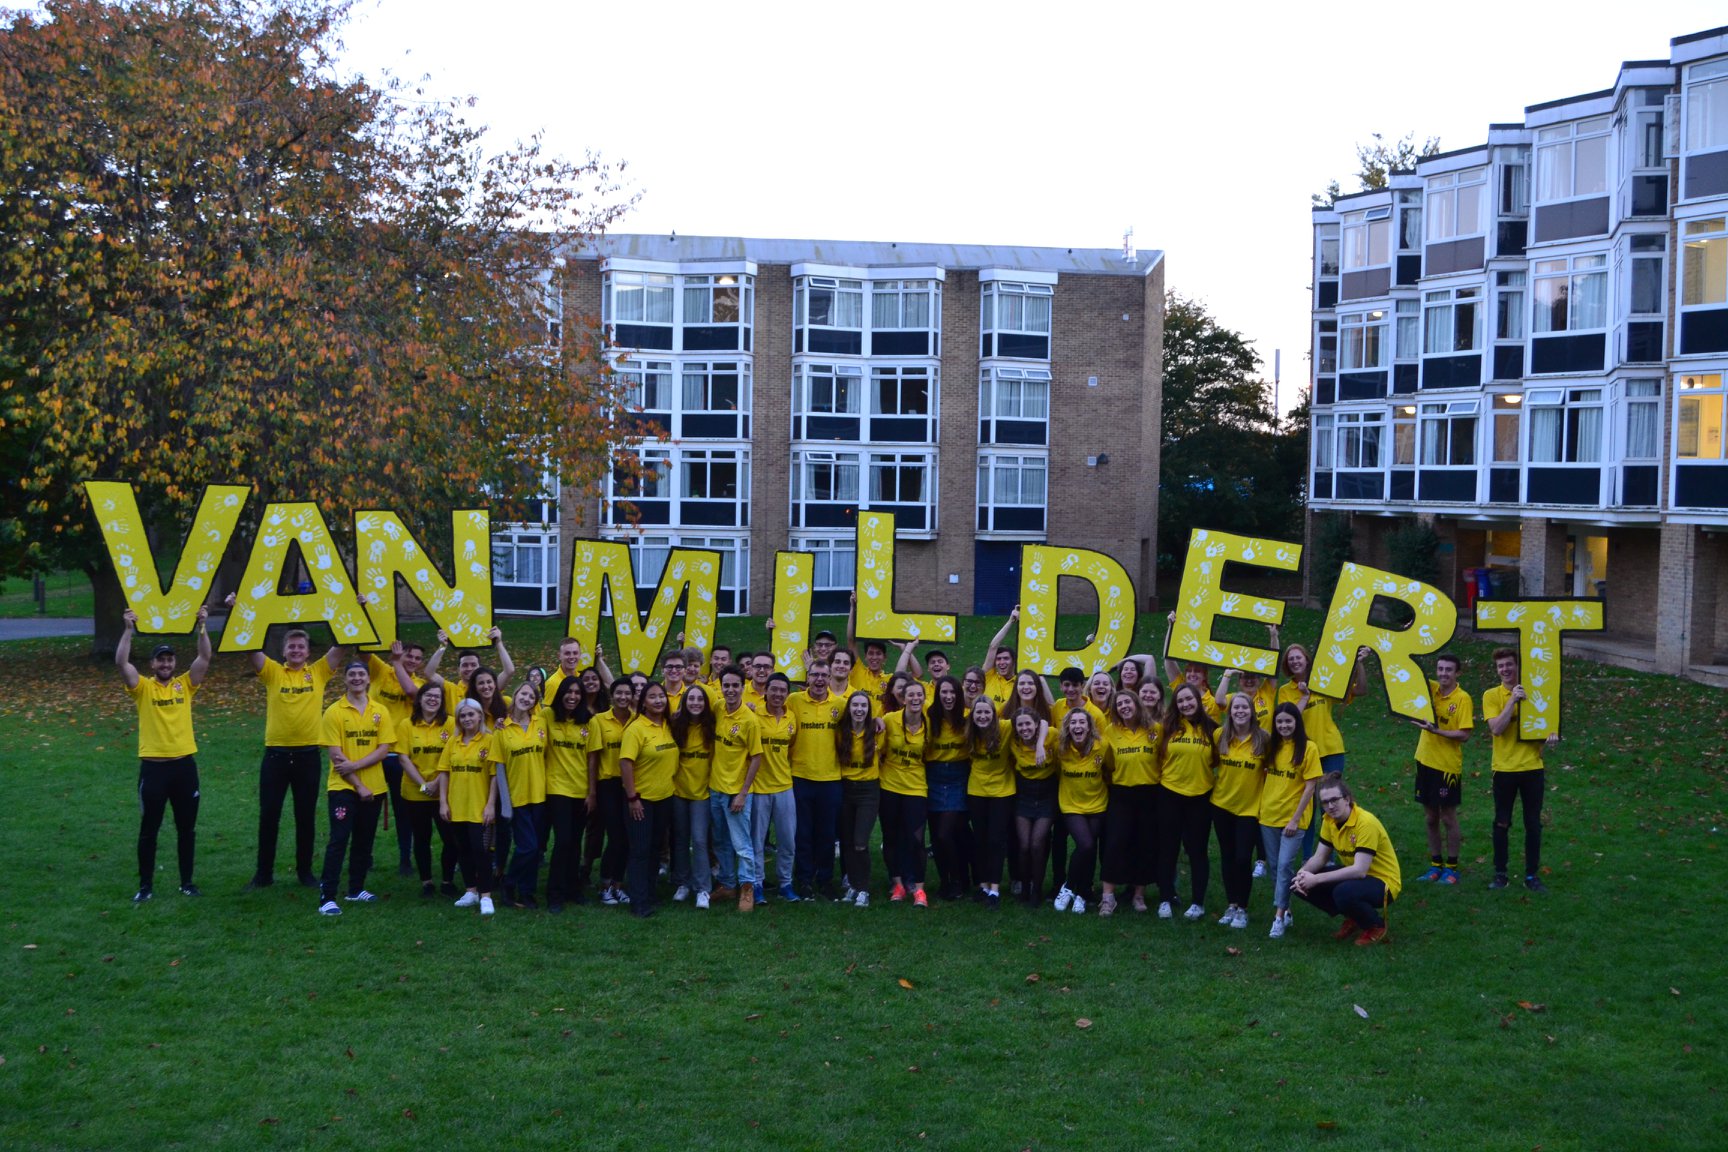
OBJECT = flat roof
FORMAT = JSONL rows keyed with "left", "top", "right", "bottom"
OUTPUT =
{"left": 570, "top": 234, "right": 1164, "bottom": 278}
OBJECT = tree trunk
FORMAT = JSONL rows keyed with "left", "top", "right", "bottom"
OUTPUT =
{"left": 88, "top": 562, "right": 126, "bottom": 660}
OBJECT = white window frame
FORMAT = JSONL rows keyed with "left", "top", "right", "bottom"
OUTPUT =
{"left": 794, "top": 363, "right": 864, "bottom": 417}
{"left": 1682, "top": 217, "right": 1728, "bottom": 311}
{"left": 605, "top": 271, "right": 675, "bottom": 326}
{"left": 1532, "top": 255, "right": 1610, "bottom": 335}
{"left": 1495, "top": 271, "right": 1526, "bottom": 342}
{"left": 1628, "top": 235, "right": 1666, "bottom": 318}
{"left": 868, "top": 450, "right": 937, "bottom": 510}
{"left": 871, "top": 280, "right": 940, "bottom": 336}
{"left": 976, "top": 452, "right": 1048, "bottom": 536}
{"left": 616, "top": 358, "right": 673, "bottom": 413}
{"left": 870, "top": 365, "right": 937, "bottom": 435}
{"left": 1676, "top": 373, "right": 1726, "bottom": 461}
{"left": 1425, "top": 168, "right": 1488, "bottom": 242}
{"left": 1335, "top": 410, "right": 1385, "bottom": 470}
{"left": 1423, "top": 286, "right": 1484, "bottom": 355}
{"left": 790, "top": 535, "right": 856, "bottom": 596}
{"left": 1684, "top": 58, "right": 1728, "bottom": 156}
{"left": 679, "top": 447, "right": 750, "bottom": 511}
{"left": 981, "top": 281, "right": 1053, "bottom": 338}
{"left": 1534, "top": 117, "right": 1611, "bottom": 204}
{"left": 792, "top": 450, "right": 861, "bottom": 505}
{"left": 1418, "top": 400, "right": 1480, "bottom": 466}
{"left": 1339, "top": 309, "right": 1389, "bottom": 371}
{"left": 1341, "top": 208, "right": 1391, "bottom": 270}
{"left": 981, "top": 366, "right": 1051, "bottom": 423}
{"left": 1526, "top": 387, "right": 1604, "bottom": 464}
{"left": 680, "top": 360, "right": 751, "bottom": 418}
{"left": 1394, "top": 299, "right": 1421, "bottom": 361}
{"left": 796, "top": 276, "right": 865, "bottom": 334}
{"left": 1313, "top": 413, "right": 1335, "bottom": 471}
{"left": 1624, "top": 379, "right": 1662, "bottom": 461}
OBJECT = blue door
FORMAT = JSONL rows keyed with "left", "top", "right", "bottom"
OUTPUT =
{"left": 973, "top": 542, "right": 1022, "bottom": 615}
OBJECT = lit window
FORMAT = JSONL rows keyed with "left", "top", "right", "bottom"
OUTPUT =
{"left": 1683, "top": 218, "right": 1728, "bottom": 307}
{"left": 1678, "top": 374, "right": 1725, "bottom": 460}
{"left": 1339, "top": 310, "right": 1388, "bottom": 370}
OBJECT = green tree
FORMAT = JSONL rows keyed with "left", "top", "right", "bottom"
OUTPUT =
{"left": 0, "top": 0, "right": 640, "bottom": 653}
{"left": 1158, "top": 293, "right": 1306, "bottom": 570}
{"left": 1313, "top": 131, "right": 1443, "bottom": 206}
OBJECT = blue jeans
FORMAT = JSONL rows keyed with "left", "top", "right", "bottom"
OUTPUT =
{"left": 709, "top": 792, "right": 757, "bottom": 887}
{"left": 752, "top": 787, "right": 797, "bottom": 889}
{"left": 671, "top": 795, "right": 713, "bottom": 894}
{"left": 793, "top": 777, "right": 842, "bottom": 889}
{"left": 1260, "top": 822, "right": 1307, "bottom": 911}
{"left": 504, "top": 802, "right": 544, "bottom": 900}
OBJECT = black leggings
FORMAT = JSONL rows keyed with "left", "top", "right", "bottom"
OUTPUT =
{"left": 840, "top": 781, "right": 881, "bottom": 894}
{"left": 401, "top": 799, "right": 453, "bottom": 882}
{"left": 968, "top": 794, "right": 1014, "bottom": 889}
{"left": 597, "top": 777, "right": 628, "bottom": 884}
{"left": 1212, "top": 805, "right": 1259, "bottom": 906}
{"left": 1062, "top": 813, "right": 1104, "bottom": 901}
{"left": 1102, "top": 784, "right": 1158, "bottom": 886}
{"left": 931, "top": 808, "right": 970, "bottom": 892}
{"left": 1156, "top": 787, "right": 1212, "bottom": 906}
{"left": 452, "top": 821, "right": 492, "bottom": 893}
{"left": 878, "top": 790, "right": 927, "bottom": 885}
{"left": 1015, "top": 815, "right": 1054, "bottom": 903}
{"left": 138, "top": 757, "right": 200, "bottom": 889}
{"left": 545, "top": 794, "right": 590, "bottom": 902}
{"left": 1492, "top": 769, "right": 1545, "bottom": 876}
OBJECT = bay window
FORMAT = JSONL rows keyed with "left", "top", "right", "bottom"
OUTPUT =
{"left": 1527, "top": 387, "right": 1603, "bottom": 463}
{"left": 1533, "top": 255, "right": 1608, "bottom": 334}
{"left": 1535, "top": 117, "right": 1609, "bottom": 203}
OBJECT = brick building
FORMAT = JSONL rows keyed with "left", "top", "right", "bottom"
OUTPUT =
{"left": 1306, "top": 25, "right": 1728, "bottom": 686}
{"left": 496, "top": 236, "right": 1164, "bottom": 623}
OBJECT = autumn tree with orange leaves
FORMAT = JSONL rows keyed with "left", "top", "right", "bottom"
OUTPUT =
{"left": 0, "top": 0, "right": 641, "bottom": 651}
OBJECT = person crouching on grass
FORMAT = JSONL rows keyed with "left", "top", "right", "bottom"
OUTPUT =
{"left": 1290, "top": 773, "right": 1402, "bottom": 946}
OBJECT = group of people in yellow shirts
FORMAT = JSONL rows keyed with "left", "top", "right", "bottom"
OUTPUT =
{"left": 117, "top": 599, "right": 1559, "bottom": 944}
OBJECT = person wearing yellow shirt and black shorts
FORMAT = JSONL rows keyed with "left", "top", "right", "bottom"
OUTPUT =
{"left": 1052, "top": 709, "right": 1115, "bottom": 915}
{"left": 1155, "top": 684, "right": 1220, "bottom": 920}
{"left": 1008, "top": 706, "right": 1056, "bottom": 906}
{"left": 117, "top": 607, "right": 213, "bottom": 902}
{"left": 1411, "top": 653, "right": 1473, "bottom": 885}
{"left": 317, "top": 661, "right": 397, "bottom": 915}
{"left": 1100, "top": 690, "right": 1161, "bottom": 916}
{"left": 440, "top": 699, "right": 498, "bottom": 915}
{"left": 1213, "top": 693, "right": 1269, "bottom": 930}
{"left": 835, "top": 690, "right": 880, "bottom": 906}
{"left": 879, "top": 682, "right": 931, "bottom": 907}
{"left": 788, "top": 660, "right": 845, "bottom": 898}
{"left": 239, "top": 623, "right": 341, "bottom": 891}
{"left": 1485, "top": 647, "right": 1559, "bottom": 893}
{"left": 1292, "top": 773, "right": 1402, "bottom": 946}
{"left": 965, "top": 696, "right": 1015, "bottom": 907}
{"left": 620, "top": 682, "right": 680, "bottom": 918}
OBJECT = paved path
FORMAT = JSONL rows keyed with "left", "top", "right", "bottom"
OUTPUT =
{"left": 0, "top": 617, "right": 94, "bottom": 640}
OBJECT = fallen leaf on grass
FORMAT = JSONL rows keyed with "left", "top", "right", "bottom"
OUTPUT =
{"left": 1075, "top": 1018, "right": 1093, "bottom": 1030}
{"left": 260, "top": 1118, "right": 280, "bottom": 1126}
{"left": 897, "top": 978, "right": 914, "bottom": 990}
{"left": 22, "top": 944, "right": 36, "bottom": 950}
{"left": 1517, "top": 1001, "right": 1546, "bottom": 1013}
{"left": 743, "top": 1013, "right": 762, "bottom": 1022}
{"left": 1670, "top": 987, "right": 1681, "bottom": 996}
{"left": 1225, "top": 947, "right": 1243, "bottom": 957}
{"left": 1316, "top": 1121, "right": 1337, "bottom": 1129}
{"left": 401, "top": 1109, "right": 416, "bottom": 1120}
{"left": 1353, "top": 1005, "right": 1369, "bottom": 1019}
{"left": 1025, "top": 973, "right": 1041, "bottom": 984}
{"left": 345, "top": 1047, "right": 355, "bottom": 1059}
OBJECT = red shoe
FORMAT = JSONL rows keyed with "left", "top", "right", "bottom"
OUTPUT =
{"left": 1355, "top": 925, "right": 1389, "bottom": 947}
{"left": 1332, "top": 919, "right": 1361, "bottom": 941}
{"left": 912, "top": 889, "right": 929, "bottom": 908}
{"left": 889, "top": 882, "right": 907, "bottom": 902}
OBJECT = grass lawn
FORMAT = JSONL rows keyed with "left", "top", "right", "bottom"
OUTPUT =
{"left": 2, "top": 608, "right": 1724, "bottom": 1151}
{"left": 0, "top": 572, "right": 94, "bottom": 619}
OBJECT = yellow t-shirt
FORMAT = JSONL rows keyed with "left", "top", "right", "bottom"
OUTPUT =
{"left": 1160, "top": 720, "right": 1216, "bottom": 797}
{"left": 1213, "top": 735, "right": 1266, "bottom": 817}
{"left": 880, "top": 712, "right": 928, "bottom": 797}
{"left": 742, "top": 681, "right": 768, "bottom": 715}
{"left": 1483, "top": 685, "right": 1544, "bottom": 773}
{"left": 1245, "top": 681, "right": 1278, "bottom": 731}
{"left": 492, "top": 714, "right": 548, "bottom": 807}
{"left": 751, "top": 711, "right": 798, "bottom": 793}
{"left": 321, "top": 695, "right": 396, "bottom": 794}
{"left": 259, "top": 658, "right": 334, "bottom": 746}
{"left": 544, "top": 667, "right": 579, "bottom": 701}
{"left": 619, "top": 716, "right": 679, "bottom": 803}
{"left": 1056, "top": 741, "right": 1113, "bottom": 815}
{"left": 710, "top": 706, "right": 763, "bottom": 796}
{"left": 923, "top": 719, "right": 970, "bottom": 766}
{"left": 1105, "top": 722, "right": 1161, "bottom": 788}
{"left": 438, "top": 733, "right": 495, "bottom": 824}
{"left": 850, "top": 664, "right": 889, "bottom": 700}
{"left": 1259, "top": 740, "right": 1321, "bottom": 828}
{"left": 1416, "top": 682, "right": 1474, "bottom": 777}
{"left": 1278, "top": 681, "right": 1346, "bottom": 757}
{"left": 585, "top": 710, "right": 634, "bottom": 782}
{"left": 967, "top": 721, "right": 1015, "bottom": 798}
{"left": 544, "top": 711, "right": 590, "bottom": 800}
{"left": 366, "top": 654, "right": 420, "bottom": 729}
{"left": 401, "top": 716, "right": 456, "bottom": 803}
{"left": 1010, "top": 729, "right": 1058, "bottom": 782}
{"left": 982, "top": 670, "right": 1016, "bottom": 711}
{"left": 1322, "top": 804, "right": 1402, "bottom": 900}
{"left": 788, "top": 691, "right": 844, "bottom": 781}
{"left": 130, "top": 674, "right": 198, "bottom": 759}
{"left": 837, "top": 728, "right": 878, "bottom": 782}
{"left": 674, "top": 728, "right": 713, "bottom": 801}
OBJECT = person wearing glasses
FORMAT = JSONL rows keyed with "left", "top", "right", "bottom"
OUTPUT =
{"left": 1290, "top": 773, "right": 1402, "bottom": 946}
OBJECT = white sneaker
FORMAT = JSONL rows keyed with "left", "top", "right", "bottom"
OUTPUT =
{"left": 1157, "top": 901, "right": 1174, "bottom": 920}
{"left": 454, "top": 891, "right": 479, "bottom": 908}
{"left": 344, "top": 890, "right": 377, "bottom": 903}
{"left": 317, "top": 900, "right": 341, "bottom": 916}
{"left": 1071, "top": 895, "right": 1087, "bottom": 914}
{"left": 672, "top": 885, "right": 691, "bottom": 902}
{"left": 1231, "top": 908, "right": 1249, "bottom": 929}
{"left": 1217, "top": 908, "right": 1236, "bottom": 926}
{"left": 1183, "top": 903, "right": 1205, "bottom": 920}
{"left": 854, "top": 891, "right": 870, "bottom": 908}
{"left": 1269, "top": 915, "right": 1287, "bottom": 939}
{"left": 1053, "top": 886, "right": 1075, "bottom": 912}
{"left": 479, "top": 896, "right": 495, "bottom": 916}
{"left": 1097, "top": 892, "right": 1117, "bottom": 917}
{"left": 695, "top": 891, "right": 711, "bottom": 909}
{"left": 600, "top": 887, "right": 620, "bottom": 906}
{"left": 838, "top": 885, "right": 856, "bottom": 904}
{"left": 1252, "top": 860, "right": 1267, "bottom": 878}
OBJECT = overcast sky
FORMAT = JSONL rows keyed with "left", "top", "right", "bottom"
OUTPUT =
{"left": 55, "top": 2, "right": 1728, "bottom": 419}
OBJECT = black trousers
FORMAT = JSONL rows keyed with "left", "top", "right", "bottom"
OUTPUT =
{"left": 1101, "top": 784, "right": 1159, "bottom": 886}
{"left": 545, "top": 794, "right": 589, "bottom": 902}
{"left": 320, "top": 790, "right": 382, "bottom": 900}
{"left": 597, "top": 778, "right": 629, "bottom": 883}
{"left": 1296, "top": 876, "right": 1390, "bottom": 929}
{"left": 453, "top": 821, "right": 492, "bottom": 893}
{"left": 878, "top": 790, "right": 927, "bottom": 886}
{"left": 1156, "top": 787, "right": 1212, "bottom": 906}
{"left": 1492, "top": 769, "right": 1545, "bottom": 876}
{"left": 138, "top": 756, "right": 200, "bottom": 889}
{"left": 1212, "top": 806, "right": 1260, "bottom": 906}
{"left": 257, "top": 745, "right": 321, "bottom": 880}
{"left": 384, "top": 754, "right": 412, "bottom": 863}
{"left": 625, "top": 797, "right": 674, "bottom": 909}
{"left": 401, "top": 798, "right": 455, "bottom": 883}
{"left": 968, "top": 794, "right": 1014, "bottom": 889}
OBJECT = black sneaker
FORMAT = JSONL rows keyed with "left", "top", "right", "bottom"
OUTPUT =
{"left": 421, "top": 882, "right": 437, "bottom": 898}
{"left": 244, "top": 876, "right": 274, "bottom": 891}
{"left": 398, "top": 860, "right": 414, "bottom": 878}
{"left": 547, "top": 900, "right": 565, "bottom": 914}
{"left": 298, "top": 872, "right": 319, "bottom": 888}
{"left": 440, "top": 880, "right": 459, "bottom": 896}
{"left": 1487, "top": 874, "right": 1509, "bottom": 890}
{"left": 1524, "top": 876, "right": 1549, "bottom": 894}
{"left": 132, "top": 887, "right": 153, "bottom": 904}
{"left": 179, "top": 884, "right": 202, "bottom": 897}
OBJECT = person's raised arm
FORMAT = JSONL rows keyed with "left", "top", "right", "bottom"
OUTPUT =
{"left": 594, "top": 643, "right": 615, "bottom": 689}
{"left": 422, "top": 630, "right": 449, "bottom": 685}
{"left": 844, "top": 591, "right": 858, "bottom": 652}
{"left": 985, "top": 607, "right": 1018, "bottom": 668}
{"left": 894, "top": 639, "right": 922, "bottom": 679}
{"left": 187, "top": 605, "right": 213, "bottom": 686}
{"left": 116, "top": 609, "right": 141, "bottom": 690}
{"left": 491, "top": 627, "right": 515, "bottom": 689}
